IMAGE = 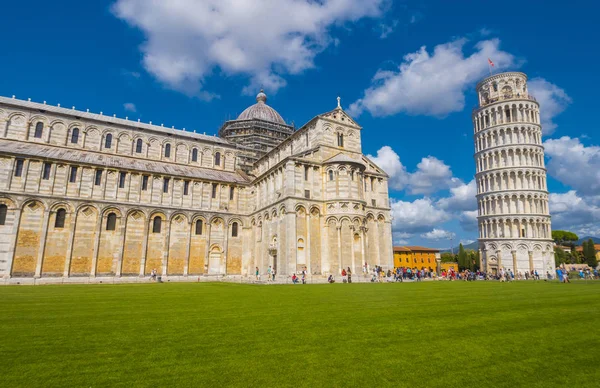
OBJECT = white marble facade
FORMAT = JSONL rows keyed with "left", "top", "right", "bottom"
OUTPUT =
{"left": 0, "top": 93, "right": 393, "bottom": 281}
{"left": 473, "top": 72, "right": 554, "bottom": 277}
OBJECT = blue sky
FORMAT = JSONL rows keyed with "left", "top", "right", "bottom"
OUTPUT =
{"left": 1, "top": 0, "right": 599, "bottom": 248}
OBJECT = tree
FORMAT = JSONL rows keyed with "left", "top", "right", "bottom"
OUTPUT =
{"left": 473, "top": 250, "right": 481, "bottom": 271}
{"left": 583, "top": 239, "right": 598, "bottom": 267}
{"left": 441, "top": 252, "right": 457, "bottom": 263}
{"left": 552, "top": 230, "right": 579, "bottom": 247}
{"left": 554, "top": 246, "right": 567, "bottom": 267}
{"left": 458, "top": 243, "right": 468, "bottom": 271}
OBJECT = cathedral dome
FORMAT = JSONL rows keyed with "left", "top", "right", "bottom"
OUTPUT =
{"left": 237, "top": 90, "right": 285, "bottom": 124}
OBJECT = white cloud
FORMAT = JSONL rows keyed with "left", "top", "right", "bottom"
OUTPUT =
{"left": 549, "top": 191, "right": 600, "bottom": 236}
{"left": 378, "top": 19, "right": 398, "bottom": 39}
{"left": 348, "top": 37, "right": 518, "bottom": 117}
{"left": 409, "top": 156, "right": 460, "bottom": 195}
{"left": 367, "top": 146, "right": 409, "bottom": 190}
{"left": 528, "top": 78, "right": 571, "bottom": 134}
{"left": 437, "top": 179, "right": 477, "bottom": 211}
{"left": 123, "top": 102, "right": 137, "bottom": 112}
{"left": 390, "top": 198, "right": 451, "bottom": 234}
{"left": 421, "top": 228, "right": 456, "bottom": 240}
{"left": 393, "top": 231, "right": 413, "bottom": 245}
{"left": 544, "top": 136, "right": 600, "bottom": 196}
{"left": 367, "top": 146, "right": 459, "bottom": 194}
{"left": 112, "top": 0, "right": 387, "bottom": 97}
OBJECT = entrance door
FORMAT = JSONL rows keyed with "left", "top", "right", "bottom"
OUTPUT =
{"left": 209, "top": 251, "right": 221, "bottom": 274}
{"left": 272, "top": 255, "right": 277, "bottom": 274}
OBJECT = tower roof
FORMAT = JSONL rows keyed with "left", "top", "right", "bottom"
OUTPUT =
{"left": 237, "top": 90, "right": 286, "bottom": 124}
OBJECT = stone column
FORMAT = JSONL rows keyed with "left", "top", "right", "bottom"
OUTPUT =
{"left": 20, "top": 159, "right": 30, "bottom": 192}
{"left": 479, "top": 249, "right": 485, "bottom": 273}
{"left": 204, "top": 221, "right": 212, "bottom": 274}
{"left": 90, "top": 212, "right": 104, "bottom": 277}
{"left": 305, "top": 212, "right": 311, "bottom": 276}
{"left": 183, "top": 221, "right": 192, "bottom": 277}
{"left": 336, "top": 225, "right": 342, "bottom": 275}
{"left": 162, "top": 218, "right": 171, "bottom": 276}
{"left": 512, "top": 250, "right": 517, "bottom": 274}
{"left": 374, "top": 222, "right": 381, "bottom": 266}
{"left": 6, "top": 158, "right": 16, "bottom": 191}
{"left": 23, "top": 120, "right": 31, "bottom": 140}
{"left": 115, "top": 214, "right": 127, "bottom": 277}
{"left": 287, "top": 210, "right": 296, "bottom": 276}
{"left": 222, "top": 223, "right": 229, "bottom": 275}
{"left": 528, "top": 251, "right": 534, "bottom": 273}
{"left": 139, "top": 218, "right": 151, "bottom": 277}
{"left": 496, "top": 250, "right": 502, "bottom": 270}
{"left": 350, "top": 227, "right": 356, "bottom": 276}
{"left": 321, "top": 219, "right": 329, "bottom": 274}
{"left": 386, "top": 220, "right": 394, "bottom": 270}
{"left": 34, "top": 209, "right": 51, "bottom": 278}
{"left": 4, "top": 207, "right": 22, "bottom": 278}
{"left": 62, "top": 210, "right": 78, "bottom": 277}
{"left": 360, "top": 227, "right": 366, "bottom": 274}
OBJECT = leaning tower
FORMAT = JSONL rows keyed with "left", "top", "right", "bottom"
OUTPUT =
{"left": 473, "top": 71, "right": 554, "bottom": 277}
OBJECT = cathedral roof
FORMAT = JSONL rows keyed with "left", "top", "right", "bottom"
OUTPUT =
{"left": 236, "top": 90, "right": 286, "bottom": 124}
{"left": 0, "top": 140, "right": 249, "bottom": 184}
{"left": 324, "top": 153, "right": 365, "bottom": 166}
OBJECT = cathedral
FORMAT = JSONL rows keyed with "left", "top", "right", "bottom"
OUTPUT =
{"left": 0, "top": 91, "right": 393, "bottom": 282}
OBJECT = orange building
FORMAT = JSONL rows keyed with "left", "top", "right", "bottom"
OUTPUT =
{"left": 393, "top": 246, "right": 440, "bottom": 270}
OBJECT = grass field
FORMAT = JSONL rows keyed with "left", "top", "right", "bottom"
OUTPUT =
{"left": 1, "top": 281, "right": 599, "bottom": 387}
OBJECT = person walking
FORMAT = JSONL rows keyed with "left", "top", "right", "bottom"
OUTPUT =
{"left": 341, "top": 268, "right": 347, "bottom": 283}
{"left": 255, "top": 267, "right": 260, "bottom": 281}
{"left": 267, "top": 266, "right": 272, "bottom": 282}
{"left": 272, "top": 267, "right": 276, "bottom": 282}
{"left": 347, "top": 267, "right": 352, "bottom": 283}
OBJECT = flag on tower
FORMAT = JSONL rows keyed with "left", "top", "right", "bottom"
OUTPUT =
{"left": 488, "top": 58, "right": 495, "bottom": 67}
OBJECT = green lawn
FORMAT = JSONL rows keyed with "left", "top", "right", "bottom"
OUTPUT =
{"left": 1, "top": 281, "right": 599, "bottom": 387}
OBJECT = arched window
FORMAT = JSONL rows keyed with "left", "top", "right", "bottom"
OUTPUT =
{"left": 43, "top": 162, "right": 51, "bottom": 180}
{"left": 337, "top": 133, "right": 344, "bottom": 147}
{"left": 195, "top": 219, "right": 203, "bottom": 235}
{"left": 231, "top": 222, "right": 238, "bottom": 237}
{"left": 71, "top": 128, "right": 79, "bottom": 144}
{"left": 55, "top": 208, "right": 66, "bottom": 228}
{"left": 0, "top": 204, "right": 7, "bottom": 225}
{"left": 329, "top": 170, "right": 334, "bottom": 181}
{"left": 191, "top": 148, "right": 198, "bottom": 162}
{"left": 215, "top": 152, "right": 221, "bottom": 166}
{"left": 94, "top": 169, "right": 103, "bottom": 186}
{"left": 492, "top": 82, "right": 498, "bottom": 92}
{"left": 164, "top": 143, "right": 171, "bottom": 158}
{"left": 105, "top": 133, "right": 112, "bottom": 149}
{"left": 106, "top": 213, "right": 117, "bottom": 231}
{"left": 152, "top": 216, "right": 162, "bottom": 233}
{"left": 135, "top": 139, "right": 143, "bottom": 153}
{"left": 34, "top": 122, "right": 43, "bottom": 138}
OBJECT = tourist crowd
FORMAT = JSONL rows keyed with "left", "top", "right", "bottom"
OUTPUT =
{"left": 249, "top": 262, "right": 600, "bottom": 284}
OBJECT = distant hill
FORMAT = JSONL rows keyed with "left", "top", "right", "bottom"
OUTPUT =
{"left": 576, "top": 236, "right": 600, "bottom": 245}
{"left": 441, "top": 241, "right": 479, "bottom": 253}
